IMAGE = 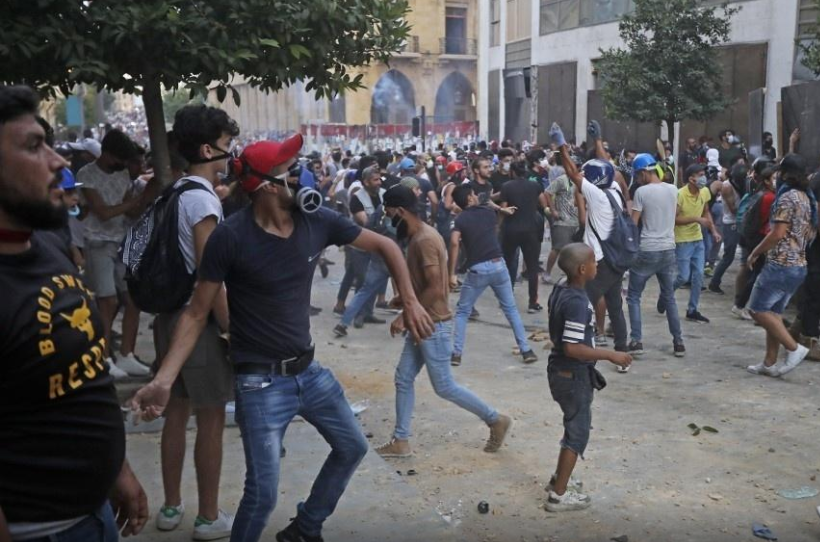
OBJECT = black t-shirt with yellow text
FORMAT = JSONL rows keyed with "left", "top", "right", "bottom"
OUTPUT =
{"left": 0, "top": 232, "right": 125, "bottom": 522}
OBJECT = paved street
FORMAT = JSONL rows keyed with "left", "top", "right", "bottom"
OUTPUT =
{"left": 123, "top": 243, "right": 820, "bottom": 542}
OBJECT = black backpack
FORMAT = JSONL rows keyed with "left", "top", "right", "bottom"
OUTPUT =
{"left": 120, "top": 179, "right": 208, "bottom": 314}
{"left": 588, "top": 188, "right": 639, "bottom": 273}
{"left": 740, "top": 191, "right": 766, "bottom": 246}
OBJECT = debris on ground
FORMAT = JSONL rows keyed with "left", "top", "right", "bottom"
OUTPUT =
{"left": 752, "top": 523, "right": 777, "bottom": 540}
{"left": 349, "top": 399, "right": 370, "bottom": 416}
{"left": 776, "top": 486, "right": 819, "bottom": 499}
{"left": 610, "top": 535, "right": 628, "bottom": 542}
{"left": 477, "top": 501, "right": 490, "bottom": 514}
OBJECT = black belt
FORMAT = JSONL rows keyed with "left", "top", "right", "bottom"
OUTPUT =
{"left": 235, "top": 347, "right": 315, "bottom": 377}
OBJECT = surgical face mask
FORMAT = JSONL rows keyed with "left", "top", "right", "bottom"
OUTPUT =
{"left": 502, "top": 162, "right": 511, "bottom": 173}
{"left": 539, "top": 159, "right": 550, "bottom": 169}
{"left": 696, "top": 175, "right": 708, "bottom": 188}
{"left": 426, "top": 160, "right": 433, "bottom": 169}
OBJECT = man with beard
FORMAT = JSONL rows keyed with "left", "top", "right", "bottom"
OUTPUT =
{"left": 0, "top": 84, "right": 148, "bottom": 541}
{"left": 132, "top": 135, "right": 434, "bottom": 542}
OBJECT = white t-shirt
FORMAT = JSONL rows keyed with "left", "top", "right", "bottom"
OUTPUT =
{"left": 175, "top": 176, "right": 223, "bottom": 274}
{"left": 77, "top": 162, "right": 131, "bottom": 243}
{"left": 580, "top": 178, "right": 624, "bottom": 262}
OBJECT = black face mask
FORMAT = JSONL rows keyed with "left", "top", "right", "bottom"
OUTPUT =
{"left": 391, "top": 213, "right": 409, "bottom": 240}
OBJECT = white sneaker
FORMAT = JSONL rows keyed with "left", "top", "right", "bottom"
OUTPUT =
{"left": 746, "top": 362, "right": 782, "bottom": 378}
{"left": 156, "top": 503, "right": 184, "bottom": 531}
{"left": 594, "top": 334, "right": 608, "bottom": 347}
{"left": 616, "top": 364, "right": 630, "bottom": 374}
{"left": 115, "top": 352, "right": 151, "bottom": 377}
{"left": 547, "top": 474, "right": 584, "bottom": 493}
{"left": 193, "top": 510, "right": 234, "bottom": 541}
{"left": 780, "top": 344, "right": 809, "bottom": 375}
{"left": 545, "top": 488, "right": 591, "bottom": 512}
{"left": 106, "top": 358, "right": 129, "bottom": 380}
{"left": 731, "top": 306, "right": 753, "bottom": 320}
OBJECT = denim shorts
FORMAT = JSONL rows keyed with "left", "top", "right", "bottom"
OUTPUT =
{"left": 548, "top": 365, "right": 594, "bottom": 458}
{"left": 748, "top": 262, "right": 808, "bottom": 315}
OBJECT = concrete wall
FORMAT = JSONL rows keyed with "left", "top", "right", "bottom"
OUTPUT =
{"left": 479, "top": 0, "right": 803, "bottom": 151}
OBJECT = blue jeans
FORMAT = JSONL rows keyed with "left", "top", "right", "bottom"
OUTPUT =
{"left": 231, "top": 362, "right": 368, "bottom": 542}
{"left": 674, "top": 240, "right": 705, "bottom": 314}
{"left": 627, "top": 249, "right": 682, "bottom": 344}
{"left": 24, "top": 503, "right": 118, "bottom": 542}
{"left": 709, "top": 223, "right": 739, "bottom": 288}
{"left": 453, "top": 259, "right": 530, "bottom": 356}
{"left": 748, "top": 262, "right": 808, "bottom": 314}
{"left": 394, "top": 321, "right": 498, "bottom": 440}
{"left": 341, "top": 257, "right": 390, "bottom": 326}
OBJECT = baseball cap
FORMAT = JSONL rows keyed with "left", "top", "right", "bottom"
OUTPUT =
{"left": 237, "top": 134, "right": 303, "bottom": 192}
{"left": 778, "top": 153, "right": 807, "bottom": 177}
{"left": 399, "top": 157, "right": 416, "bottom": 171}
{"left": 685, "top": 163, "right": 707, "bottom": 179}
{"left": 67, "top": 138, "right": 102, "bottom": 158}
{"left": 399, "top": 176, "right": 420, "bottom": 190}
{"left": 383, "top": 184, "right": 418, "bottom": 212}
{"left": 59, "top": 168, "right": 82, "bottom": 190}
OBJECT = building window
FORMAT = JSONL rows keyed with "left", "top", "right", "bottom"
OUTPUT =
{"left": 507, "top": 0, "right": 532, "bottom": 43}
{"left": 490, "top": 0, "right": 501, "bottom": 47}
{"left": 445, "top": 7, "right": 468, "bottom": 54}
{"left": 540, "top": 0, "right": 581, "bottom": 35}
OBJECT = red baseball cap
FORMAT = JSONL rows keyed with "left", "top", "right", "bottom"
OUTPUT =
{"left": 238, "top": 133, "right": 304, "bottom": 192}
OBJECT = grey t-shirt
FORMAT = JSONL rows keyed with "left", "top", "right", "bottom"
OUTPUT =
{"left": 77, "top": 162, "right": 132, "bottom": 243}
{"left": 545, "top": 174, "right": 579, "bottom": 227}
{"left": 633, "top": 182, "right": 678, "bottom": 252}
{"left": 176, "top": 176, "right": 223, "bottom": 274}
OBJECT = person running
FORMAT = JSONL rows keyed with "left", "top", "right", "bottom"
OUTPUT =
{"left": 545, "top": 243, "right": 632, "bottom": 512}
{"left": 626, "top": 154, "right": 686, "bottom": 358}
{"left": 746, "top": 154, "right": 817, "bottom": 377}
{"left": 132, "top": 135, "right": 434, "bottom": 542}
{"left": 448, "top": 184, "right": 537, "bottom": 366}
{"left": 151, "top": 104, "right": 239, "bottom": 539}
{"left": 0, "top": 84, "right": 148, "bottom": 542}
{"left": 376, "top": 185, "right": 513, "bottom": 459}
{"left": 667, "top": 164, "right": 721, "bottom": 324}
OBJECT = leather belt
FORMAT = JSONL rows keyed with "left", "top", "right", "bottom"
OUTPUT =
{"left": 235, "top": 346, "right": 315, "bottom": 377}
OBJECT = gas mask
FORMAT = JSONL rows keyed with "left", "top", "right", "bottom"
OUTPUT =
{"left": 274, "top": 163, "right": 323, "bottom": 213}
{"left": 68, "top": 205, "right": 81, "bottom": 217}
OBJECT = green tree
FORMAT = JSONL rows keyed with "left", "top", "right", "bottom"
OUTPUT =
{"left": 0, "top": 0, "right": 410, "bottom": 184}
{"left": 596, "top": 0, "right": 740, "bottom": 150}
{"left": 163, "top": 91, "right": 204, "bottom": 125}
{"left": 800, "top": 0, "right": 820, "bottom": 76}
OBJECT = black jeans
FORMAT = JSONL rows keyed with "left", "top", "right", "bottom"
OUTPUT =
{"left": 336, "top": 248, "right": 370, "bottom": 304}
{"left": 501, "top": 229, "right": 541, "bottom": 305}
{"left": 800, "top": 270, "right": 820, "bottom": 337}
{"left": 585, "top": 260, "right": 628, "bottom": 351}
{"left": 735, "top": 255, "right": 766, "bottom": 309}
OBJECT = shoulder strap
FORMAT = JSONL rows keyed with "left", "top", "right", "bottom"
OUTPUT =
{"left": 587, "top": 188, "right": 623, "bottom": 242}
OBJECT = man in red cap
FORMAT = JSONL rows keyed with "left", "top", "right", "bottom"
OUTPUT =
{"left": 133, "top": 134, "right": 434, "bottom": 542}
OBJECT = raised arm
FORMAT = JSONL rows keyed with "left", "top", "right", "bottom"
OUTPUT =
{"left": 550, "top": 123, "right": 583, "bottom": 188}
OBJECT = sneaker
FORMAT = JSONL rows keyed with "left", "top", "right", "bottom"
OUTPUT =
{"left": 332, "top": 306, "right": 346, "bottom": 316}
{"left": 363, "top": 315, "right": 386, "bottom": 324}
{"left": 276, "top": 520, "right": 324, "bottom": 542}
{"left": 192, "top": 510, "right": 234, "bottom": 541}
{"left": 353, "top": 315, "right": 365, "bottom": 329}
{"left": 656, "top": 298, "right": 666, "bottom": 315}
{"left": 686, "top": 310, "right": 710, "bottom": 324}
{"left": 746, "top": 362, "right": 782, "bottom": 377}
{"left": 156, "top": 503, "right": 184, "bottom": 531}
{"left": 808, "top": 337, "right": 820, "bottom": 361}
{"left": 541, "top": 274, "right": 554, "bottom": 285}
{"left": 545, "top": 488, "right": 592, "bottom": 512}
{"left": 740, "top": 308, "right": 753, "bottom": 321}
{"left": 627, "top": 341, "right": 644, "bottom": 356}
{"left": 375, "top": 438, "right": 412, "bottom": 458}
{"left": 595, "top": 334, "right": 608, "bottom": 347}
{"left": 731, "top": 305, "right": 752, "bottom": 320}
{"left": 485, "top": 414, "right": 512, "bottom": 453}
{"left": 333, "top": 324, "right": 348, "bottom": 338}
{"left": 309, "top": 305, "right": 322, "bottom": 316}
{"left": 674, "top": 342, "right": 686, "bottom": 358}
{"left": 780, "top": 344, "right": 809, "bottom": 375}
{"left": 616, "top": 364, "right": 630, "bottom": 374}
{"left": 521, "top": 350, "right": 538, "bottom": 364}
{"left": 319, "top": 261, "right": 329, "bottom": 279}
{"left": 469, "top": 308, "right": 480, "bottom": 321}
{"left": 704, "top": 265, "right": 714, "bottom": 277}
{"left": 451, "top": 353, "right": 462, "bottom": 367}
{"left": 547, "top": 474, "right": 584, "bottom": 493}
{"left": 375, "top": 300, "right": 390, "bottom": 310}
{"left": 114, "top": 353, "right": 150, "bottom": 377}
{"left": 707, "top": 284, "right": 725, "bottom": 295}
{"left": 107, "top": 358, "right": 129, "bottom": 380}
{"left": 527, "top": 303, "right": 543, "bottom": 314}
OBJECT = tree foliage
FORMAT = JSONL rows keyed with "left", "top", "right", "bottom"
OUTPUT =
{"left": 0, "top": 0, "right": 410, "bottom": 183}
{"left": 596, "top": 0, "right": 740, "bottom": 147}
{"left": 800, "top": 0, "right": 820, "bottom": 76}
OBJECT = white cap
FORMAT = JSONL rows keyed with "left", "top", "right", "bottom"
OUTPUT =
{"left": 67, "top": 138, "right": 102, "bottom": 158}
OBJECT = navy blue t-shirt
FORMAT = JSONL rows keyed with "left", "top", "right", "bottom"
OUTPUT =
{"left": 453, "top": 206, "right": 503, "bottom": 269}
{"left": 199, "top": 206, "right": 362, "bottom": 364}
{"left": 547, "top": 283, "right": 596, "bottom": 370}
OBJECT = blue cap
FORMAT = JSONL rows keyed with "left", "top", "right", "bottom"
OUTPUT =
{"left": 631, "top": 153, "right": 657, "bottom": 178}
{"left": 399, "top": 157, "right": 416, "bottom": 171}
{"left": 59, "top": 168, "right": 82, "bottom": 190}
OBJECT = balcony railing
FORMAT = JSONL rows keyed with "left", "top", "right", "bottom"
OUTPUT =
{"left": 440, "top": 37, "right": 477, "bottom": 56}
{"left": 398, "top": 35, "right": 420, "bottom": 54}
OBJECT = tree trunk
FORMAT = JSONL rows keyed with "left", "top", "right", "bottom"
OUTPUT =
{"left": 142, "top": 76, "right": 172, "bottom": 188}
{"left": 666, "top": 118, "right": 676, "bottom": 158}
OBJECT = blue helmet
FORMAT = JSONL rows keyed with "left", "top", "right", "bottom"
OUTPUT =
{"left": 581, "top": 159, "right": 615, "bottom": 188}
{"left": 631, "top": 153, "right": 657, "bottom": 180}
{"left": 59, "top": 167, "right": 82, "bottom": 190}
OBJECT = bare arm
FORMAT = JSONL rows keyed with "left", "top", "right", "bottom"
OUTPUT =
{"left": 448, "top": 230, "right": 461, "bottom": 282}
{"left": 558, "top": 144, "right": 583, "bottom": 187}
{"left": 352, "top": 210, "right": 368, "bottom": 227}
{"left": 82, "top": 187, "right": 142, "bottom": 222}
{"left": 564, "top": 342, "right": 631, "bottom": 367}
{"left": 427, "top": 190, "right": 439, "bottom": 223}
{"left": 631, "top": 209, "right": 642, "bottom": 226}
{"left": 615, "top": 170, "right": 632, "bottom": 210}
{"left": 703, "top": 204, "right": 721, "bottom": 241}
{"left": 721, "top": 182, "right": 737, "bottom": 214}
{"left": 350, "top": 229, "right": 434, "bottom": 342}
{"left": 543, "top": 192, "right": 558, "bottom": 219}
{"left": 749, "top": 222, "right": 788, "bottom": 267}
{"left": 594, "top": 138, "right": 608, "bottom": 161}
{"left": 192, "top": 217, "right": 229, "bottom": 332}
{"left": 575, "top": 189, "right": 587, "bottom": 226}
